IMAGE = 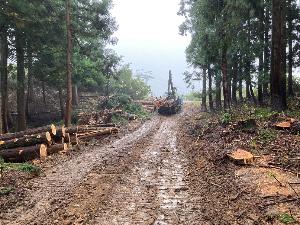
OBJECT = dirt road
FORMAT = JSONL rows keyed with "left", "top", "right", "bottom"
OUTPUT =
{"left": 2, "top": 107, "right": 299, "bottom": 225}
{"left": 1, "top": 114, "right": 191, "bottom": 225}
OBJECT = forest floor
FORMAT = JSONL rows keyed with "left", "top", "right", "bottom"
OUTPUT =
{"left": 0, "top": 103, "right": 300, "bottom": 225}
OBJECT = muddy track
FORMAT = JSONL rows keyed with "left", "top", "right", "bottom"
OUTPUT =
{"left": 0, "top": 117, "right": 162, "bottom": 225}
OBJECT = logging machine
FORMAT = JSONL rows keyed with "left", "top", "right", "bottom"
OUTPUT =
{"left": 156, "top": 70, "right": 183, "bottom": 115}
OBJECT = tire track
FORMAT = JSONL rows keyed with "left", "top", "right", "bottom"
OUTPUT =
{"left": 0, "top": 117, "right": 160, "bottom": 225}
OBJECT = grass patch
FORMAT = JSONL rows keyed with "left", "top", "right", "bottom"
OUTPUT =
{"left": 279, "top": 213, "right": 297, "bottom": 224}
{"left": 0, "top": 159, "right": 40, "bottom": 176}
{"left": 112, "top": 114, "right": 129, "bottom": 126}
{"left": 257, "top": 129, "right": 277, "bottom": 142}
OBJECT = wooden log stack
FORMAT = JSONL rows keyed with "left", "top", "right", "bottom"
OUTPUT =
{"left": 0, "top": 123, "right": 118, "bottom": 163}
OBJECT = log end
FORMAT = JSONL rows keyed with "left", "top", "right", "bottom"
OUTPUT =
{"left": 40, "top": 144, "right": 48, "bottom": 160}
{"left": 51, "top": 124, "right": 57, "bottom": 136}
{"left": 63, "top": 143, "right": 68, "bottom": 151}
{"left": 45, "top": 132, "right": 52, "bottom": 143}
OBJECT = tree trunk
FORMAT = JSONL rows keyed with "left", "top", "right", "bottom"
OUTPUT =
{"left": 42, "top": 77, "right": 47, "bottom": 106}
{"left": 222, "top": 48, "right": 230, "bottom": 109}
{"left": 201, "top": 68, "right": 207, "bottom": 112}
{"left": 65, "top": 0, "right": 73, "bottom": 127}
{"left": 271, "top": 0, "right": 287, "bottom": 111}
{"left": 72, "top": 84, "right": 79, "bottom": 106}
{"left": 215, "top": 73, "right": 222, "bottom": 110}
{"left": 238, "top": 65, "right": 243, "bottom": 102}
{"left": 231, "top": 55, "right": 238, "bottom": 105}
{"left": 0, "top": 27, "right": 8, "bottom": 133}
{"left": 258, "top": 8, "right": 265, "bottom": 106}
{"left": 263, "top": 1, "right": 271, "bottom": 97}
{"left": 16, "top": 28, "right": 26, "bottom": 131}
{"left": 26, "top": 44, "right": 33, "bottom": 119}
{"left": 208, "top": 65, "right": 214, "bottom": 111}
{"left": 287, "top": 0, "right": 294, "bottom": 97}
{"left": 58, "top": 87, "right": 65, "bottom": 119}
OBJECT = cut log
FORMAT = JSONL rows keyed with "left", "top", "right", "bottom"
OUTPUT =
{"left": 134, "top": 100, "right": 155, "bottom": 106}
{"left": 227, "top": 149, "right": 254, "bottom": 165}
{"left": 0, "top": 124, "right": 56, "bottom": 141}
{"left": 78, "top": 128, "right": 118, "bottom": 141}
{"left": 0, "top": 132, "right": 52, "bottom": 150}
{"left": 55, "top": 126, "right": 66, "bottom": 138}
{"left": 47, "top": 143, "right": 68, "bottom": 155}
{"left": 66, "top": 125, "right": 117, "bottom": 134}
{"left": 64, "top": 133, "right": 71, "bottom": 146}
{"left": 70, "top": 133, "right": 79, "bottom": 146}
{"left": 0, "top": 144, "right": 47, "bottom": 163}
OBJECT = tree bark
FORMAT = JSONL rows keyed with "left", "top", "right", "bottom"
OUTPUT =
{"left": 58, "top": 87, "right": 65, "bottom": 119}
{"left": 47, "top": 143, "right": 68, "bottom": 155}
{"left": 201, "top": 68, "right": 207, "bottom": 112}
{"left": 0, "top": 124, "right": 56, "bottom": 141}
{"left": 263, "top": 1, "right": 271, "bottom": 97}
{"left": 238, "top": 65, "right": 243, "bottom": 102}
{"left": 258, "top": 8, "right": 265, "bottom": 106}
{"left": 215, "top": 73, "right": 222, "bottom": 110}
{"left": 222, "top": 48, "right": 230, "bottom": 109}
{"left": 16, "top": 28, "right": 26, "bottom": 131}
{"left": 287, "top": 0, "right": 294, "bottom": 97}
{"left": 271, "top": 0, "right": 287, "bottom": 111}
{"left": 0, "top": 132, "right": 52, "bottom": 150}
{"left": 65, "top": 0, "right": 73, "bottom": 127}
{"left": 26, "top": 44, "right": 34, "bottom": 119}
{"left": 72, "top": 84, "right": 79, "bottom": 106}
{"left": 0, "top": 26, "right": 8, "bottom": 133}
{"left": 208, "top": 65, "right": 214, "bottom": 111}
{"left": 42, "top": 77, "right": 47, "bottom": 106}
{"left": 231, "top": 55, "right": 238, "bottom": 105}
{"left": 0, "top": 144, "right": 47, "bottom": 163}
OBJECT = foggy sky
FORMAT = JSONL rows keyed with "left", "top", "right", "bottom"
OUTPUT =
{"left": 111, "top": 0, "right": 193, "bottom": 96}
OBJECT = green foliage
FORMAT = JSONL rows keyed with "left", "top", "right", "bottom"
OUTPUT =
{"left": 1, "top": 162, "right": 40, "bottom": 175}
{"left": 221, "top": 112, "right": 233, "bottom": 125}
{"left": 111, "top": 115, "right": 128, "bottom": 126}
{"left": 125, "top": 103, "right": 151, "bottom": 120}
{"left": 258, "top": 129, "right": 277, "bottom": 142}
{"left": 110, "top": 65, "right": 151, "bottom": 100}
{"left": 278, "top": 213, "right": 296, "bottom": 224}
{"left": 105, "top": 94, "right": 132, "bottom": 109}
{"left": 184, "top": 91, "right": 201, "bottom": 101}
{"left": 0, "top": 187, "right": 15, "bottom": 196}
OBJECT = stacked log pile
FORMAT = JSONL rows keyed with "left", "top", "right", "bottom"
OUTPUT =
{"left": 0, "top": 123, "right": 118, "bottom": 163}
{"left": 78, "top": 109, "right": 122, "bottom": 125}
{"left": 78, "top": 109, "right": 137, "bottom": 125}
{"left": 135, "top": 100, "right": 155, "bottom": 112}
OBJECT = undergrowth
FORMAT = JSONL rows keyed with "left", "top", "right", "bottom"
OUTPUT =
{"left": 0, "top": 158, "right": 40, "bottom": 176}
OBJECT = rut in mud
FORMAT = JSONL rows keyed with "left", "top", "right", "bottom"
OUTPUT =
{"left": 92, "top": 116, "right": 189, "bottom": 225}
{"left": 0, "top": 117, "right": 161, "bottom": 225}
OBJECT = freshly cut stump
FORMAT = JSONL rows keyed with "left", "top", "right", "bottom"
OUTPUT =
{"left": 227, "top": 149, "right": 254, "bottom": 165}
{"left": 275, "top": 121, "right": 291, "bottom": 129}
